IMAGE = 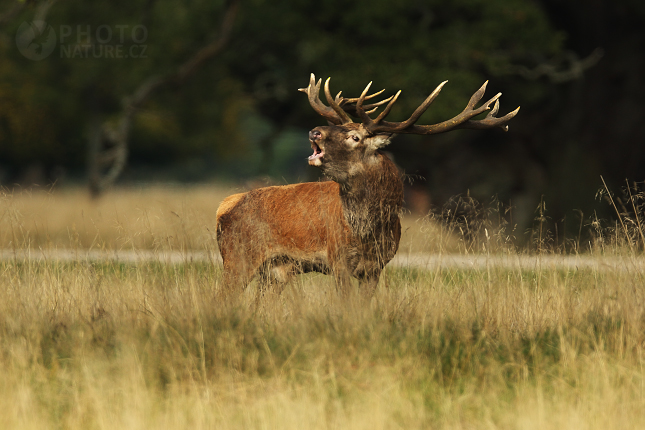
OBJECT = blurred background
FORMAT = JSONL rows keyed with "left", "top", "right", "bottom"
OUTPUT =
{"left": 0, "top": 0, "right": 644, "bottom": 243}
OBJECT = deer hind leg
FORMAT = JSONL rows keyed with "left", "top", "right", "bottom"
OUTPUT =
{"left": 253, "top": 259, "right": 294, "bottom": 310}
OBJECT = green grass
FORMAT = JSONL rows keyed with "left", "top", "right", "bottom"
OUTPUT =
{"left": 2, "top": 258, "right": 645, "bottom": 429}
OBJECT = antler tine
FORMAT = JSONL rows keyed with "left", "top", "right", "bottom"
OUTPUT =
{"left": 324, "top": 78, "right": 353, "bottom": 124}
{"left": 465, "top": 80, "right": 488, "bottom": 110}
{"left": 298, "top": 73, "right": 347, "bottom": 125}
{"left": 355, "top": 81, "right": 376, "bottom": 124}
{"left": 388, "top": 80, "right": 447, "bottom": 131}
{"left": 489, "top": 98, "right": 500, "bottom": 117}
{"left": 373, "top": 90, "right": 402, "bottom": 123}
{"left": 460, "top": 104, "right": 521, "bottom": 131}
{"left": 339, "top": 95, "right": 395, "bottom": 116}
{"left": 353, "top": 82, "right": 401, "bottom": 124}
{"left": 482, "top": 92, "right": 502, "bottom": 110}
{"left": 296, "top": 73, "right": 320, "bottom": 99}
{"left": 338, "top": 91, "right": 392, "bottom": 108}
{"left": 362, "top": 95, "right": 394, "bottom": 109}
{"left": 338, "top": 88, "right": 386, "bottom": 104}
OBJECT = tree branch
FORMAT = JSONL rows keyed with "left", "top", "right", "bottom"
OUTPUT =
{"left": 88, "top": 0, "right": 240, "bottom": 197}
{"left": 0, "top": 0, "right": 28, "bottom": 27}
{"left": 34, "top": 0, "right": 57, "bottom": 23}
{"left": 505, "top": 48, "right": 605, "bottom": 83}
{"left": 128, "top": 0, "right": 239, "bottom": 110}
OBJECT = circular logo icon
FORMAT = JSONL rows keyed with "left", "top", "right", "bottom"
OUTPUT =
{"left": 16, "top": 21, "right": 56, "bottom": 61}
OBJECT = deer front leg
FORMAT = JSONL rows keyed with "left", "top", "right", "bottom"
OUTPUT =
{"left": 334, "top": 271, "right": 353, "bottom": 298}
{"left": 328, "top": 257, "right": 353, "bottom": 299}
{"left": 218, "top": 250, "right": 264, "bottom": 305}
{"left": 218, "top": 264, "right": 250, "bottom": 304}
{"left": 358, "top": 269, "right": 381, "bottom": 301}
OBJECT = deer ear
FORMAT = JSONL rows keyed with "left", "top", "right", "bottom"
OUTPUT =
{"left": 367, "top": 134, "right": 392, "bottom": 150}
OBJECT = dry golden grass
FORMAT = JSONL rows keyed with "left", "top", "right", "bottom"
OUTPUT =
{"left": 1, "top": 184, "right": 645, "bottom": 429}
{"left": 1, "top": 257, "right": 645, "bottom": 429}
{"left": 0, "top": 184, "right": 456, "bottom": 253}
{"left": 0, "top": 184, "right": 230, "bottom": 251}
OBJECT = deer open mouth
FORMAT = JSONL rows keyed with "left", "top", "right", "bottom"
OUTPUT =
{"left": 308, "top": 142, "right": 324, "bottom": 166}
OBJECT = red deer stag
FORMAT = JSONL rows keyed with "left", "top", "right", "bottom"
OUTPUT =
{"left": 216, "top": 74, "right": 519, "bottom": 299}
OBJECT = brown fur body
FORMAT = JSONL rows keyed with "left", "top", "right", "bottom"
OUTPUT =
{"left": 216, "top": 135, "right": 403, "bottom": 298}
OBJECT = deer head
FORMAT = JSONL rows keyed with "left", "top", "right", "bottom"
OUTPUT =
{"left": 299, "top": 73, "right": 520, "bottom": 182}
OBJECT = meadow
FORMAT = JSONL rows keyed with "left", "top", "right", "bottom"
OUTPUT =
{"left": 1, "top": 185, "right": 645, "bottom": 429}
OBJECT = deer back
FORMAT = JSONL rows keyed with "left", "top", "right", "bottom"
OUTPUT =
{"left": 216, "top": 181, "right": 351, "bottom": 267}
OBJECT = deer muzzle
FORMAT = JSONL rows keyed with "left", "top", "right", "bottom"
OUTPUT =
{"left": 308, "top": 129, "right": 324, "bottom": 166}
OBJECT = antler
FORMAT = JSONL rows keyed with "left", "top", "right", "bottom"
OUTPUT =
{"left": 299, "top": 73, "right": 520, "bottom": 134}
{"left": 298, "top": 74, "right": 351, "bottom": 125}
{"left": 298, "top": 73, "right": 394, "bottom": 125}
{"left": 355, "top": 80, "right": 520, "bottom": 134}
{"left": 336, "top": 88, "right": 395, "bottom": 116}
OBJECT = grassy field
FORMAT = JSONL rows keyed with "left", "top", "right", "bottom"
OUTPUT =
{"left": 0, "top": 184, "right": 451, "bottom": 253}
{"left": 1, "top": 185, "right": 645, "bottom": 429}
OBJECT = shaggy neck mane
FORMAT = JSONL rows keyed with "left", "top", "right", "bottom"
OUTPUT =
{"left": 337, "top": 152, "right": 403, "bottom": 238}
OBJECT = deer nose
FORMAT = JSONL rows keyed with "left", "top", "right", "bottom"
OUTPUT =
{"left": 309, "top": 130, "right": 322, "bottom": 141}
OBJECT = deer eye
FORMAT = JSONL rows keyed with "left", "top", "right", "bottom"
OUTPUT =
{"left": 351, "top": 135, "right": 360, "bottom": 142}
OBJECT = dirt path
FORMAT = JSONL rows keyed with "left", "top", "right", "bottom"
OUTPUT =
{"left": 2, "top": 248, "right": 643, "bottom": 272}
